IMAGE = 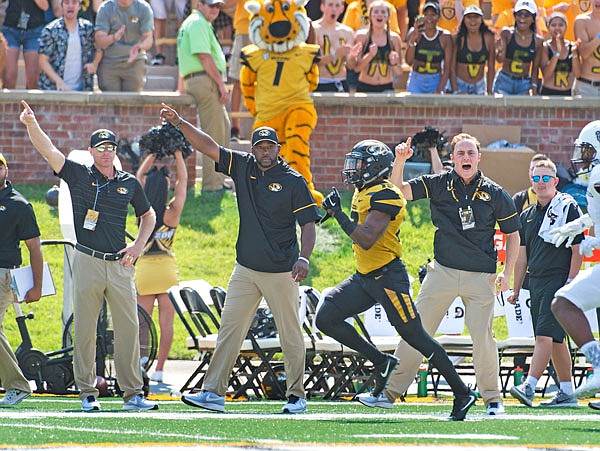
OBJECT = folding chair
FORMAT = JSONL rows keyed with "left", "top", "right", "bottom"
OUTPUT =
{"left": 168, "top": 286, "right": 220, "bottom": 394}
{"left": 208, "top": 286, "right": 288, "bottom": 400}
{"left": 305, "top": 288, "right": 379, "bottom": 399}
{"left": 428, "top": 297, "right": 475, "bottom": 396}
{"left": 496, "top": 289, "right": 536, "bottom": 396}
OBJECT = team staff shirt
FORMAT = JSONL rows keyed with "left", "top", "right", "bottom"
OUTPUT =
{"left": 216, "top": 147, "right": 320, "bottom": 273}
{"left": 519, "top": 199, "right": 583, "bottom": 278}
{"left": 177, "top": 9, "right": 227, "bottom": 78}
{"left": 0, "top": 182, "right": 41, "bottom": 268}
{"left": 351, "top": 181, "right": 405, "bottom": 274}
{"left": 409, "top": 170, "right": 521, "bottom": 273}
{"left": 240, "top": 43, "right": 320, "bottom": 122}
{"left": 58, "top": 159, "right": 151, "bottom": 253}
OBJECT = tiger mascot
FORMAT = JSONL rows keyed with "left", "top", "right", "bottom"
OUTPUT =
{"left": 240, "top": 0, "right": 323, "bottom": 205}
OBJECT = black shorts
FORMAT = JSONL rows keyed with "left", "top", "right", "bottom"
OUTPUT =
{"left": 529, "top": 275, "right": 568, "bottom": 343}
{"left": 325, "top": 259, "right": 417, "bottom": 327}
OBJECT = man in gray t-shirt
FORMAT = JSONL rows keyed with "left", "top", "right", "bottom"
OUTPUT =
{"left": 94, "top": 0, "right": 154, "bottom": 91}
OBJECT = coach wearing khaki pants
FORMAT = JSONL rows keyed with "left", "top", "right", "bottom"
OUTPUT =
{"left": 356, "top": 133, "right": 521, "bottom": 416}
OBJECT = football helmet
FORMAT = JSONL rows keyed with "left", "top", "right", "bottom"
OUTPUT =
{"left": 571, "top": 120, "right": 600, "bottom": 175}
{"left": 342, "top": 140, "right": 394, "bottom": 189}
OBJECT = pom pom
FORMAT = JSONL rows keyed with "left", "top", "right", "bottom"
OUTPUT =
{"left": 139, "top": 122, "right": 193, "bottom": 160}
{"left": 410, "top": 126, "right": 449, "bottom": 163}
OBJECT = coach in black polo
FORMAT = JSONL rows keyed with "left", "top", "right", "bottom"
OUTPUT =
{"left": 379, "top": 133, "right": 521, "bottom": 416}
{"left": 159, "top": 103, "right": 319, "bottom": 414}
{"left": 20, "top": 100, "right": 158, "bottom": 412}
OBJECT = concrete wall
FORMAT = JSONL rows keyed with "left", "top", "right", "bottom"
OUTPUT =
{"left": 1, "top": 91, "right": 597, "bottom": 192}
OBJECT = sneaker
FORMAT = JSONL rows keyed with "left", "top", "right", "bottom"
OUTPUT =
{"left": 150, "top": 370, "right": 163, "bottom": 382}
{"left": 182, "top": 390, "right": 225, "bottom": 412}
{"left": 510, "top": 382, "right": 535, "bottom": 407}
{"left": 230, "top": 127, "right": 241, "bottom": 142}
{"left": 540, "top": 390, "right": 579, "bottom": 407}
{"left": 588, "top": 400, "right": 600, "bottom": 410}
{"left": 123, "top": 394, "right": 158, "bottom": 411}
{"left": 282, "top": 395, "right": 307, "bottom": 414}
{"left": 371, "top": 354, "right": 399, "bottom": 397}
{"left": 356, "top": 391, "right": 394, "bottom": 409}
{"left": 0, "top": 389, "right": 30, "bottom": 406}
{"left": 150, "top": 53, "right": 165, "bottom": 66}
{"left": 486, "top": 401, "right": 505, "bottom": 416}
{"left": 448, "top": 388, "right": 478, "bottom": 421}
{"left": 82, "top": 395, "right": 101, "bottom": 411}
{"left": 575, "top": 371, "right": 600, "bottom": 399}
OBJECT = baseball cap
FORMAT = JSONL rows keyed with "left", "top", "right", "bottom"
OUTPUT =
{"left": 0, "top": 153, "right": 6, "bottom": 168}
{"left": 90, "top": 129, "right": 118, "bottom": 148}
{"left": 251, "top": 127, "right": 279, "bottom": 146}
{"left": 202, "top": 0, "right": 224, "bottom": 5}
{"left": 422, "top": 1, "right": 440, "bottom": 14}
{"left": 514, "top": 0, "right": 536, "bottom": 15}
{"left": 463, "top": 5, "right": 483, "bottom": 16}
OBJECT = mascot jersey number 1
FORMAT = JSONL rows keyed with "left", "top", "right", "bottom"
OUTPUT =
{"left": 240, "top": 0, "right": 324, "bottom": 205}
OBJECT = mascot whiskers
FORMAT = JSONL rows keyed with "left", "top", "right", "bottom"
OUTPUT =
{"left": 240, "top": 0, "right": 323, "bottom": 205}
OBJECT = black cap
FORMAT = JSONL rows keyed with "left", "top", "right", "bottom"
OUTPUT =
{"left": 90, "top": 129, "right": 117, "bottom": 148}
{"left": 422, "top": 1, "right": 440, "bottom": 14}
{"left": 251, "top": 127, "right": 279, "bottom": 146}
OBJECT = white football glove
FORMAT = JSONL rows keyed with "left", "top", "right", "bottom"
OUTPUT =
{"left": 549, "top": 214, "right": 593, "bottom": 248}
{"left": 579, "top": 236, "right": 600, "bottom": 257}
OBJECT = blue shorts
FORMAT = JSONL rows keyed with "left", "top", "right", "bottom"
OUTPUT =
{"left": 456, "top": 76, "right": 486, "bottom": 95}
{"left": 492, "top": 70, "right": 531, "bottom": 96}
{"left": 2, "top": 25, "right": 43, "bottom": 52}
{"left": 407, "top": 70, "right": 440, "bottom": 94}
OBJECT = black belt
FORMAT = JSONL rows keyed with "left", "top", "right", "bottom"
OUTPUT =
{"left": 183, "top": 70, "right": 207, "bottom": 80}
{"left": 75, "top": 243, "right": 122, "bottom": 261}
{"left": 578, "top": 77, "right": 600, "bottom": 87}
{"left": 501, "top": 70, "right": 529, "bottom": 81}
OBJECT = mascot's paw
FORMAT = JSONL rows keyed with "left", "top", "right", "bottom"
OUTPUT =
{"left": 311, "top": 189, "right": 324, "bottom": 207}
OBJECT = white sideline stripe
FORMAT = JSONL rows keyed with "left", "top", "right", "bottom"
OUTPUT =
{"left": 0, "top": 422, "right": 224, "bottom": 441}
{"left": 354, "top": 434, "right": 519, "bottom": 440}
{"left": 2, "top": 411, "right": 600, "bottom": 421}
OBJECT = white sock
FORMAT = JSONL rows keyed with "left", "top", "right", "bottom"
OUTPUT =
{"left": 560, "top": 381, "right": 574, "bottom": 395}
{"left": 525, "top": 376, "right": 538, "bottom": 389}
{"left": 580, "top": 341, "right": 600, "bottom": 369}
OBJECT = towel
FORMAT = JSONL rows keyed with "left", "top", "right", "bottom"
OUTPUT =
{"left": 538, "top": 192, "right": 580, "bottom": 243}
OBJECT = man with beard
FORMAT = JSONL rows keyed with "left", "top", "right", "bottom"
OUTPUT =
{"left": 159, "top": 103, "right": 319, "bottom": 414}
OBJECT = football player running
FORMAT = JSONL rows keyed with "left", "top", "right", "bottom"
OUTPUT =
{"left": 314, "top": 140, "right": 478, "bottom": 421}
{"left": 550, "top": 120, "right": 600, "bottom": 408}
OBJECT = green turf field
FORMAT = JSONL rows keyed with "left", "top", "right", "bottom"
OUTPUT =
{"left": 1, "top": 396, "right": 600, "bottom": 447}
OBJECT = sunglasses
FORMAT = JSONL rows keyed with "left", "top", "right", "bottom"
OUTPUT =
{"left": 95, "top": 144, "right": 117, "bottom": 153}
{"left": 532, "top": 175, "right": 555, "bottom": 183}
{"left": 515, "top": 11, "right": 533, "bottom": 17}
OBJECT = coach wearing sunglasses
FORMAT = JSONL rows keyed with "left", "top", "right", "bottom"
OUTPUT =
{"left": 19, "top": 101, "right": 158, "bottom": 413}
{"left": 506, "top": 158, "right": 584, "bottom": 408}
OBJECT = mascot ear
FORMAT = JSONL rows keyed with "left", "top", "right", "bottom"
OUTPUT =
{"left": 245, "top": 0, "right": 261, "bottom": 15}
{"left": 294, "top": 0, "right": 309, "bottom": 7}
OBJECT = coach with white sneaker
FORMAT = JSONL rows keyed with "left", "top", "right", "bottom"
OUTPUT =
{"left": 0, "top": 152, "right": 43, "bottom": 407}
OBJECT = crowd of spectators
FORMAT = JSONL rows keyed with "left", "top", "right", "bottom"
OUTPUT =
{"left": 0, "top": 0, "right": 598, "bottom": 96}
